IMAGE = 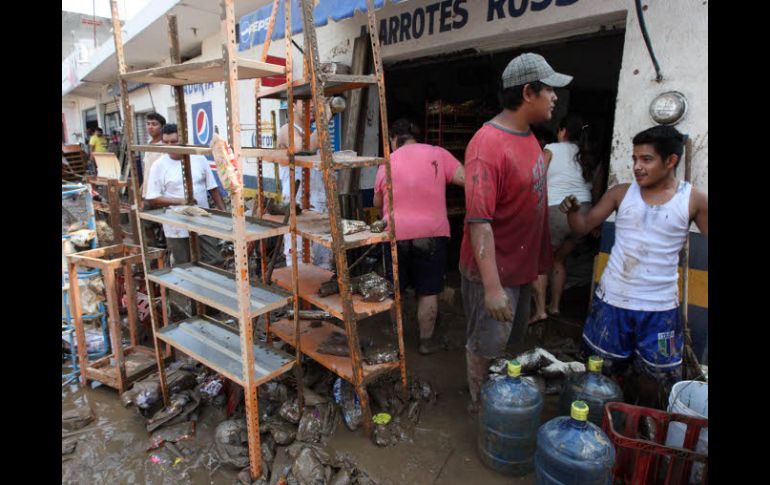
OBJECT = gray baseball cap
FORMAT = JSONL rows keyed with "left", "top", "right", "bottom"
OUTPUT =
{"left": 502, "top": 53, "right": 573, "bottom": 88}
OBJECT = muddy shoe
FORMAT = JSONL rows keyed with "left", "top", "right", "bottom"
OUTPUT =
{"left": 419, "top": 337, "right": 443, "bottom": 355}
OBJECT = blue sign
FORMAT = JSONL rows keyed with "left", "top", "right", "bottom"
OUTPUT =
{"left": 239, "top": 0, "right": 390, "bottom": 51}
{"left": 311, "top": 112, "right": 341, "bottom": 152}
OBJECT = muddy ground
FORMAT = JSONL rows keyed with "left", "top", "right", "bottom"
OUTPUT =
{"left": 62, "top": 274, "right": 588, "bottom": 484}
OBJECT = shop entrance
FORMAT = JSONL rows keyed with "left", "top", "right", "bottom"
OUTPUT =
{"left": 383, "top": 30, "right": 625, "bottom": 322}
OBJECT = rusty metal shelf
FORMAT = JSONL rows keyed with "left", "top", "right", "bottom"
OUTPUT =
{"left": 241, "top": 148, "right": 384, "bottom": 170}
{"left": 129, "top": 144, "right": 212, "bottom": 155}
{"left": 139, "top": 207, "right": 289, "bottom": 242}
{"left": 147, "top": 263, "right": 291, "bottom": 319}
{"left": 157, "top": 316, "right": 294, "bottom": 386}
{"left": 263, "top": 210, "right": 388, "bottom": 249}
{"left": 256, "top": 74, "right": 377, "bottom": 100}
{"left": 122, "top": 57, "right": 285, "bottom": 86}
{"left": 271, "top": 318, "right": 399, "bottom": 384}
{"left": 271, "top": 263, "right": 393, "bottom": 320}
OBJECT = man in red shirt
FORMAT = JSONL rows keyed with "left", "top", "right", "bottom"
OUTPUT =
{"left": 461, "top": 53, "right": 572, "bottom": 413}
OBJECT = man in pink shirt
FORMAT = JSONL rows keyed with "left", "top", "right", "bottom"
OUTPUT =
{"left": 375, "top": 119, "right": 465, "bottom": 355}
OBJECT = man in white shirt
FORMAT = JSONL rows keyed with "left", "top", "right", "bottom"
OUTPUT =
{"left": 140, "top": 112, "right": 166, "bottom": 247}
{"left": 145, "top": 124, "right": 226, "bottom": 266}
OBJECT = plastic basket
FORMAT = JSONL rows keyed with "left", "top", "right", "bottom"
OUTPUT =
{"left": 602, "top": 402, "right": 708, "bottom": 484}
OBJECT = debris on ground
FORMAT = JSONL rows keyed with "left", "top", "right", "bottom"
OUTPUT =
{"left": 489, "top": 346, "right": 585, "bottom": 395}
{"left": 296, "top": 402, "right": 339, "bottom": 444}
{"left": 316, "top": 332, "right": 398, "bottom": 365}
{"left": 147, "top": 421, "right": 196, "bottom": 451}
{"left": 62, "top": 405, "right": 95, "bottom": 431}
{"left": 333, "top": 378, "right": 362, "bottom": 432}
{"left": 121, "top": 367, "right": 197, "bottom": 417}
{"left": 62, "top": 440, "right": 78, "bottom": 456}
{"left": 146, "top": 390, "right": 201, "bottom": 432}
{"left": 214, "top": 418, "right": 250, "bottom": 468}
{"left": 95, "top": 220, "right": 115, "bottom": 244}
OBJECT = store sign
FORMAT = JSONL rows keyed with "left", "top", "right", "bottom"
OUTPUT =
{"left": 183, "top": 82, "right": 216, "bottom": 97}
{"left": 311, "top": 112, "right": 342, "bottom": 152}
{"left": 239, "top": 0, "right": 578, "bottom": 51}
{"left": 378, "top": 0, "right": 579, "bottom": 46}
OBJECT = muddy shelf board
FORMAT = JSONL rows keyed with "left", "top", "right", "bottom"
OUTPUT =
{"left": 121, "top": 57, "right": 285, "bottom": 86}
{"left": 129, "top": 144, "right": 212, "bottom": 155}
{"left": 242, "top": 148, "right": 385, "bottom": 170}
{"left": 271, "top": 318, "right": 399, "bottom": 384}
{"left": 256, "top": 74, "right": 377, "bottom": 99}
{"left": 146, "top": 263, "right": 291, "bottom": 319}
{"left": 263, "top": 210, "right": 388, "bottom": 249}
{"left": 139, "top": 207, "right": 289, "bottom": 242}
{"left": 157, "top": 316, "right": 294, "bottom": 386}
{"left": 271, "top": 263, "right": 393, "bottom": 320}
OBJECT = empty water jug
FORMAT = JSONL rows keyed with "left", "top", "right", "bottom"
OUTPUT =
{"left": 535, "top": 401, "right": 615, "bottom": 484}
{"left": 559, "top": 355, "right": 623, "bottom": 426}
{"left": 478, "top": 360, "right": 543, "bottom": 476}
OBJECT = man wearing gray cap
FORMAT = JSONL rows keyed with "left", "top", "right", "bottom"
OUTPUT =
{"left": 460, "top": 53, "right": 572, "bottom": 414}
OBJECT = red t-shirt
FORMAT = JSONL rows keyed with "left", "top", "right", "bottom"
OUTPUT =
{"left": 459, "top": 122, "right": 552, "bottom": 287}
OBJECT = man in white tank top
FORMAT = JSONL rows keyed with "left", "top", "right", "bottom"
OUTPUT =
{"left": 559, "top": 125, "right": 708, "bottom": 407}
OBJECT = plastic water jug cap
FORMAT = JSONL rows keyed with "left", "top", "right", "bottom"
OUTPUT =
{"left": 507, "top": 360, "right": 522, "bottom": 377}
{"left": 372, "top": 413, "right": 392, "bottom": 425}
{"left": 588, "top": 355, "right": 604, "bottom": 372}
{"left": 571, "top": 401, "right": 589, "bottom": 421}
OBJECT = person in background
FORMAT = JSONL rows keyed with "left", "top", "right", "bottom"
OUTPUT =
{"left": 276, "top": 100, "right": 334, "bottom": 270}
{"left": 561, "top": 125, "right": 708, "bottom": 407}
{"left": 88, "top": 127, "right": 108, "bottom": 162}
{"left": 141, "top": 112, "right": 167, "bottom": 199}
{"left": 374, "top": 118, "right": 465, "bottom": 355}
{"left": 460, "top": 53, "right": 572, "bottom": 414}
{"left": 140, "top": 112, "right": 167, "bottom": 247}
{"left": 530, "top": 114, "right": 598, "bottom": 322}
{"left": 145, "top": 124, "right": 225, "bottom": 266}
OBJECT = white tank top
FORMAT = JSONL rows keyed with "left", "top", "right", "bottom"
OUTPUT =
{"left": 545, "top": 142, "right": 592, "bottom": 206}
{"left": 597, "top": 180, "right": 692, "bottom": 311}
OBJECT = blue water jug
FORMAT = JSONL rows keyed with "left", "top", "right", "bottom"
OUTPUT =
{"left": 559, "top": 356, "right": 624, "bottom": 427}
{"left": 478, "top": 360, "right": 543, "bottom": 476}
{"left": 535, "top": 401, "right": 616, "bottom": 484}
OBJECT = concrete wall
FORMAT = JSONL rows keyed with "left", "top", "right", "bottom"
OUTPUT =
{"left": 61, "top": 95, "right": 98, "bottom": 144}
{"left": 609, "top": 0, "right": 708, "bottom": 193}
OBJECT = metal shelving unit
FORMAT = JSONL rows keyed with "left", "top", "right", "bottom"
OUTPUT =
{"left": 247, "top": 0, "right": 408, "bottom": 439}
{"left": 109, "top": 0, "right": 301, "bottom": 479}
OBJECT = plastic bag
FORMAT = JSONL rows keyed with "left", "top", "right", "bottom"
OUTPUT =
{"left": 214, "top": 419, "right": 250, "bottom": 468}
{"left": 210, "top": 133, "right": 242, "bottom": 194}
{"left": 291, "top": 447, "right": 326, "bottom": 485}
{"left": 333, "top": 378, "right": 361, "bottom": 431}
{"left": 297, "top": 403, "right": 339, "bottom": 443}
{"left": 279, "top": 398, "right": 301, "bottom": 424}
{"left": 355, "top": 273, "right": 392, "bottom": 302}
{"left": 341, "top": 219, "right": 368, "bottom": 235}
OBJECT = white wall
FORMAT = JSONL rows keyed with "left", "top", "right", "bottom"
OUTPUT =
{"left": 61, "top": 95, "right": 98, "bottom": 144}
{"left": 609, "top": 0, "right": 708, "bottom": 192}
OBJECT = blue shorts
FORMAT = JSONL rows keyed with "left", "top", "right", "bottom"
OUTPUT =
{"left": 582, "top": 296, "right": 683, "bottom": 380}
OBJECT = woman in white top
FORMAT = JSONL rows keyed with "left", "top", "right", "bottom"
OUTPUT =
{"left": 531, "top": 114, "right": 597, "bottom": 322}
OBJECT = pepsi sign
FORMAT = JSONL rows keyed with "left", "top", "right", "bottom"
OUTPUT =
{"left": 191, "top": 101, "right": 213, "bottom": 146}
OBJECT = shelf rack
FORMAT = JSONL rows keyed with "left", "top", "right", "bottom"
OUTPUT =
{"left": 110, "top": 0, "right": 301, "bottom": 479}
{"left": 248, "top": 0, "right": 408, "bottom": 442}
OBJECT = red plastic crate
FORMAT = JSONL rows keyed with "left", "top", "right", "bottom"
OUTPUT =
{"left": 602, "top": 402, "right": 708, "bottom": 484}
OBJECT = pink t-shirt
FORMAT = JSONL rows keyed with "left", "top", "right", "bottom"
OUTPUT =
{"left": 375, "top": 143, "right": 461, "bottom": 241}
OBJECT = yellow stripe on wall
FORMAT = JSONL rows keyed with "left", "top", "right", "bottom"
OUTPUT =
{"left": 593, "top": 252, "right": 708, "bottom": 309}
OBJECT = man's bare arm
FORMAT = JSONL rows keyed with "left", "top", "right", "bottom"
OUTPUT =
{"left": 561, "top": 184, "right": 630, "bottom": 237}
{"left": 691, "top": 188, "right": 708, "bottom": 237}
{"left": 148, "top": 196, "right": 187, "bottom": 208}
{"left": 210, "top": 188, "right": 226, "bottom": 211}
{"left": 451, "top": 165, "right": 465, "bottom": 187}
{"left": 469, "top": 222, "right": 513, "bottom": 322}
